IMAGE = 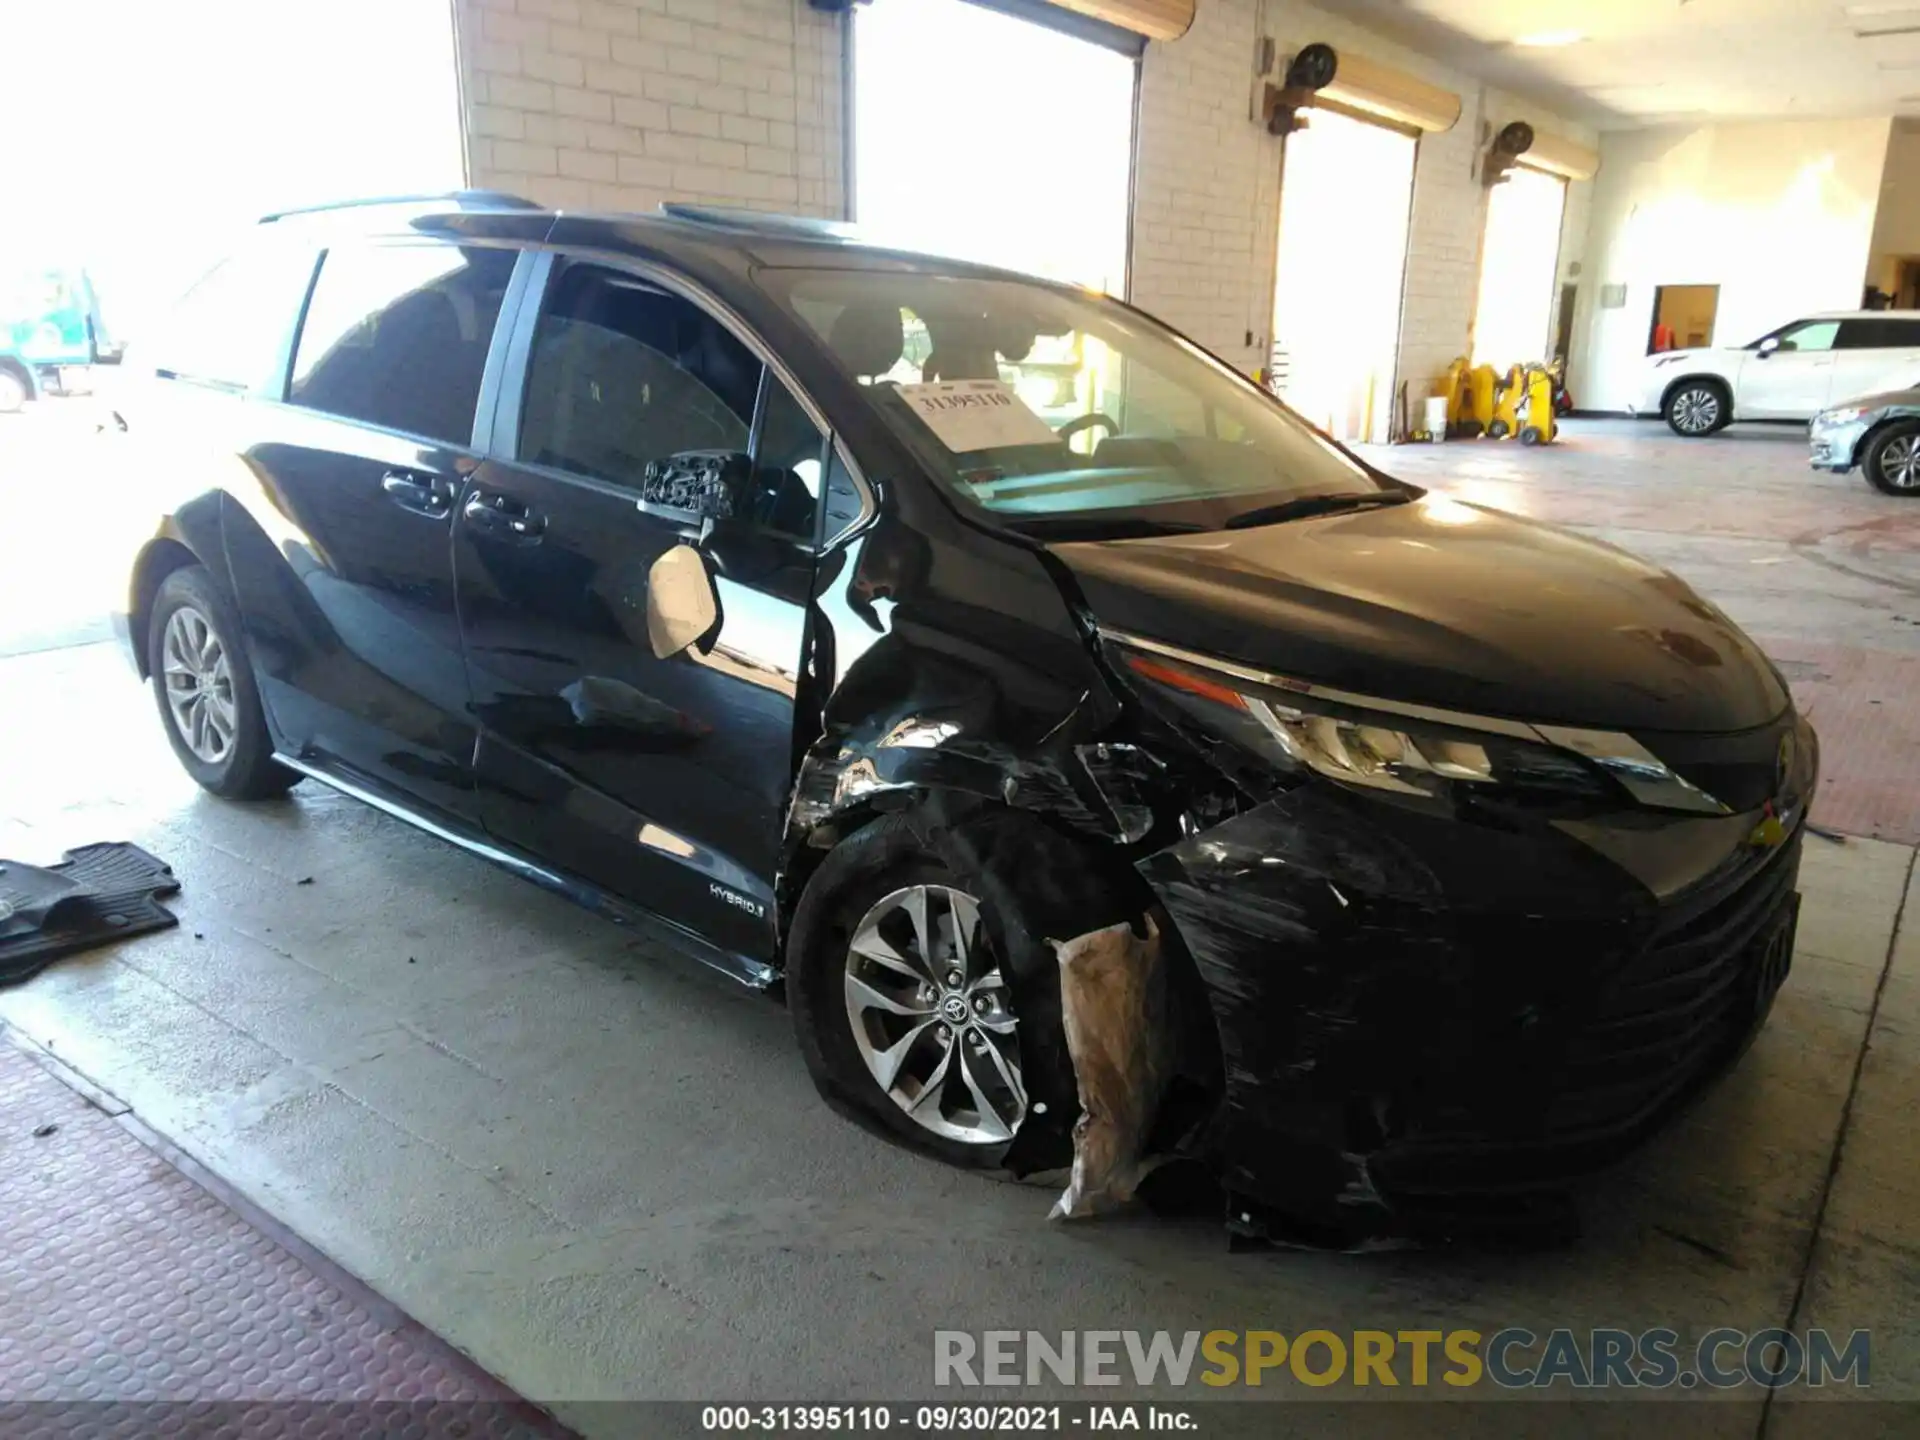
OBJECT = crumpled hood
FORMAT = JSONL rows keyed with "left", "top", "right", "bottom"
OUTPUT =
{"left": 1050, "top": 494, "right": 1790, "bottom": 734}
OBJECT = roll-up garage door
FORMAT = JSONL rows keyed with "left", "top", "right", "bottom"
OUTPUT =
{"left": 1315, "top": 50, "right": 1461, "bottom": 133}
{"left": 1033, "top": 0, "right": 1193, "bottom": 42}
{"left": 852, "top": 0, "right": 1137, "bottom": 292}
{"left": 1469, "top": 123, "right": 1594, "bottom": 368}
{"left": 1269, "top": 108, "right": 1418, "bottom": 443}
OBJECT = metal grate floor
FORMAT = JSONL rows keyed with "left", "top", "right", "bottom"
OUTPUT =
{"left": 0, "top": 1038, "right": 569, "bottom": 1437}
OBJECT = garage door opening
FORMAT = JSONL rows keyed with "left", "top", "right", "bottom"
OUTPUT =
{"left": 1649, "top": 284, "right": 1721, "bottom": 353}
{"left": 1270, "top": 109, "right": 1416, "bottom": 443}
{"left": 851, "top": 0, "right": 1137, "bottom": 293}
{"left": 1471, "top": 164, "right": 1567, "bottom": 369}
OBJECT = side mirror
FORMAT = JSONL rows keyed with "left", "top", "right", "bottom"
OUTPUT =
{"left": 637, "top": 450, "right": 753, "bottom": 531}
{"left": 1756, "top": 336, "right": 1781, "bottom": 358}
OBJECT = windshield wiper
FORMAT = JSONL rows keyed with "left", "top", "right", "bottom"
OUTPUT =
{"left": 1223, "top": 491, "right": 1412, "bottom": 530}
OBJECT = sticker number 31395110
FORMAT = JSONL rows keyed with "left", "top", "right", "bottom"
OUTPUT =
{"left": 896, "top": 380, "right": 1062, "bottom": 454}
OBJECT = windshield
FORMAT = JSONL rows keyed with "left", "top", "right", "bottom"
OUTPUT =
{"left": 755, "top": 267, "right": 1391, "bottom": 537}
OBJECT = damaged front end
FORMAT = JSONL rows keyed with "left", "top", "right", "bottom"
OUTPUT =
{"left": 1111, "top": 634, "right": 1818, "bottom": 1244}
{"left": 779, "top": 514, "right": 1816, "bottom": 1246}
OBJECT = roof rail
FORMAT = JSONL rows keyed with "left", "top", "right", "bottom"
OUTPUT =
{"left": 258, "top": 190, "right": 543, "bottom": 223}
{"left": 658, "top": 203, "right": 861, "bottom": 241}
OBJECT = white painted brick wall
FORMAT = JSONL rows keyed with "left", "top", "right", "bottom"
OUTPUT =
{"left": 453, "top": 0, "right": 843, "bottom": 217}
{"left": 1131, "top": 0, "right": 1276, "bottom": 373}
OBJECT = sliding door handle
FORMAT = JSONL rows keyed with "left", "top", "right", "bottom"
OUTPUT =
{"left": 463, "top": 491, "right": 548, "bottom": 541}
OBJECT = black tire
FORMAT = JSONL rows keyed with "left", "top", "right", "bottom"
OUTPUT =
{"left": 0, "top": 364, "right": 29, "bottom": 415}
{"left": 1862, "top": 420, "right": 1920, "bottom": 497}
{"left": 1519, "top": 425, "right": 1543, "bottom": 446}
{"left": 787, "top": 806, "right": 1140, "bottom": 1174}
{"left": 1664, "top": 379, "right": 1729, "bottom": 437}
{"left": 1487, "top": 419, "right": 1510, "bottom": 440}
{"left": 147, "top": 565, "right": 297, "bottom": 800}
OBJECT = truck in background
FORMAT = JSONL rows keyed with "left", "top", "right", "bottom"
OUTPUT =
{"left": 1, "top": 265, "right": 119, "bottom": 413}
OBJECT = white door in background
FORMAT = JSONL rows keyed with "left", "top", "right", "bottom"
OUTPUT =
{"left": 1829, "top": 317, "right": 1920, "bottom": 404}
{"left": 1738, "top": 319, "right": 1839, "bottom": 418}
{"left": 851, "top": 0, "right": 1135, "bottom": 294}
{"left": 1471, "top": 165, "right": 1567, "bottom": 368}
{"left": 1271, "top": 109, "right": 1417, "bottom": 443}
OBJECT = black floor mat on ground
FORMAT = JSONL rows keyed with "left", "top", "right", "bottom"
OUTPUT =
{"left": 0, "top": 843, "right": 180, "bottom": 987}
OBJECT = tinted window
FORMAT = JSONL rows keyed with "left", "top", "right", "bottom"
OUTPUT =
{"left": 1836, "top": 318, "right": 1920, "bottom": 350}
{"left": 1774, "top": 320, "right": 1839, "bottom": 353}
{"left": 148, "top": 241, "right": 318, "bottom": 391}
{"left": 750, "top": 376, "right": 826, "bottom": 541}
{"left": 518, "top": 264, "right": 763, "bottom": 487}
{"left": 289, "top": 242, "right": 515, "bottom": 446}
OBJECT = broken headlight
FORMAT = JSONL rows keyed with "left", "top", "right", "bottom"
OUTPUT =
{"left": 1117, "top": 648, "right": 1611, "bottom": 806}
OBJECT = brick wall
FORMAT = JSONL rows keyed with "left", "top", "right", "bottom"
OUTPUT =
{"left": 453, "top": 0, "right": 843, "bottom": 217}
{"left": 1130, "top": 0, "right": 1275, "bottom": 373}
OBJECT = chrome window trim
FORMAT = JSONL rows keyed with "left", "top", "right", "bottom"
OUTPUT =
{"left": 528, "top": 243, "right": 878, "bottom": 549}
{"left": 1099, "top": 626, "right": 1732, "bottom": 816}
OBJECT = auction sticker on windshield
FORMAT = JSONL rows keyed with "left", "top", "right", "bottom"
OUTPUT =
{"left": 897, "top": 380, "right": 1061, "bottom": 453}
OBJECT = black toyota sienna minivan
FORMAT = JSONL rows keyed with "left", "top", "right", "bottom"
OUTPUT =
{"left": 113, "top": 194, "right": 1815, "bottom": 1238}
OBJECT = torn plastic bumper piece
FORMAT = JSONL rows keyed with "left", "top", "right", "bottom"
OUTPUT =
{"left": 1135, "top": 784, "right": 1805, "bottom": 1238}
{"left": 1050, "top": 918, "right": 1172, "bottom": 1220}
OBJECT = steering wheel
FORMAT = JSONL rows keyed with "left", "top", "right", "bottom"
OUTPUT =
{"left": 1056, "top": 412, "right": 1120, "bottom": 445}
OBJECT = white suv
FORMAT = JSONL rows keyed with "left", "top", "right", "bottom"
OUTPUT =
{"left": 1633, "top": 312, "right": 1920, "bottom": 436}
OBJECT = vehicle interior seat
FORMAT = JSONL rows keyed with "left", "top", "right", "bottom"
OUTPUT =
{"left": 825, "top": 302, "right": 905, "bottom": 382}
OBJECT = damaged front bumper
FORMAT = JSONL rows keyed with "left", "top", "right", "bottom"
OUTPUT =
{"left": 1136, "top": 767, "right": 1809, "bottom": 1238}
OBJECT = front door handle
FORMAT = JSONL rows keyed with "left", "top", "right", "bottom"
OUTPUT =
{"left": 381, "top": 469, "right": 454, "bottom": 518}
{"left": 463, "top": 490, "right": 548, "bottom": 542}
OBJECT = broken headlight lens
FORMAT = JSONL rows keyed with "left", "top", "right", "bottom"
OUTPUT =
{"left": 1120, "top": 650, "right": 1610, "bottom": 804}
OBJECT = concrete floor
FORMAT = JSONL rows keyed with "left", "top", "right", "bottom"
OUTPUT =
{"left": 3, "top": 409, "right": 1920, "bottom": 1432}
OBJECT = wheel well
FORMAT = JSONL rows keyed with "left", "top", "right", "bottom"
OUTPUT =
{"left": 128, "top": 539, "right": 200, "bottom": 678}
{"left": 1859, "top": 413, "right": 1920, "bottom": 466}
{"left": 1660, "top": 374, "right": 1730, "bottom": 414}
{"left": 780, "top": 788, "right": 1226, "bottom": 1123}
{"left": 0, "top": 356, "right": 32, "bottom": 392}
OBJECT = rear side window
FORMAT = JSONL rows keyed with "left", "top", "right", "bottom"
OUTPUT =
{"left": 148, "top": 242, "right": 319, "bottom": 392}
{"left": 1836, "top": 318, "right": 1920, "bottom": 350}
{"left": 289, "top": 242, "right": 516, "bottom": 447}
{"left": 518, "top": 264, "right": 763, "bottom": 484}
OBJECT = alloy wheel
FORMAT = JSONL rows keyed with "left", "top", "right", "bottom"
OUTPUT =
{"left": 1672, "top": 387, "right": 1721, "bottom": 434}
{"left": 843, "top": 883, "right": 1027, "bottom": 1146}
{"left": 1878, "top": 433, "right": 1920, "bottom": 491}
{"left": 161, "top": 604, "right": 238, "bottom": 765}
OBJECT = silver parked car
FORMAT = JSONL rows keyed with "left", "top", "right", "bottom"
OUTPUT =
{"left": 1810, "top": 388, "right": 1920, "bottom": 495}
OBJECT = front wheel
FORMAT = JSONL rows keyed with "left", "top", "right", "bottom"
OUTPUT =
{"left": 1864, "top": 421, "right": 1920, "bottom": 496}
{"left": 1664, "top": 380, "right": 1728, "bottom": 437}
{"left": 147, "top": 566, "right": 298, "bottom": 800}
{"left": 787, "top": 807, "right": 1138, "bottom": 1172}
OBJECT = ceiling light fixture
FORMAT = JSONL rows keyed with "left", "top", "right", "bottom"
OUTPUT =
{"left": 1514, "top": 29, "right": 1586, "bottom": 47}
